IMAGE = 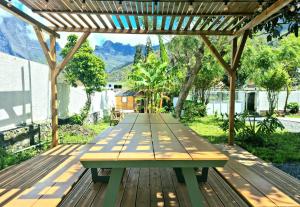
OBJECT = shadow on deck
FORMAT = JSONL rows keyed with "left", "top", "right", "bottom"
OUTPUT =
{"left": 0, "top": 143, "right": 299, "bottom": 207}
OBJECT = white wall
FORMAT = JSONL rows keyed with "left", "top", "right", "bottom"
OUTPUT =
{"left": 0, "top": 52, "right": 115, "bottom": 131}
{"left": 256, "top": 90, "right": 300, "bottom": 113}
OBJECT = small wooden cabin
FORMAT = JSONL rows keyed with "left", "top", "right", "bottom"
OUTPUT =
{"left": 115, "top": 90, "right": 139, "bottom": 111}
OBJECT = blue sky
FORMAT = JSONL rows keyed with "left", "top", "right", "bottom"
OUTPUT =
{"left": 0, "top": 0, "right": 171, "bottom": 48}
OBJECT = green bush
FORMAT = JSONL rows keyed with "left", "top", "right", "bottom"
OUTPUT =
{"left": 69, "top": 114, "right": 84, "bottom": 125}
{"left": 219, "top": 112, "right": 284, "bottom": 146}
{"left": 287, "top": 102, "right": 299, "bottom": 114}
{"left": 181, "top": 101, "right": 206, "bottom": 122}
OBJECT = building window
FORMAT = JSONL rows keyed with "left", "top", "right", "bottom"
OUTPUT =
{"left": 122, "top": 97, "right": 127, "bottom": 103}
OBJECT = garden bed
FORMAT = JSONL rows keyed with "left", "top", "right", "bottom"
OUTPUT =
{"left": 187, "top": 116, "right": 300, "bottom": 180}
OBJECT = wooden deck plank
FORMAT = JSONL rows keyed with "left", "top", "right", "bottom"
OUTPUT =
{"left": 151, "top": 124, "right": 192, "bottom": 160}
{"left": 160, "top": 113, "right": 180, "bottom": 124}
{"left": 3, "top": 144, "right": 92, "bottom": 207}
{"left": 168, "top": 124, "right": 228, "bottom": 161}
{"left": 227, "top": 160, "right": 300, "bottom": 207}
{"left": 215, "top": 144, "right": 300, "bottom": 205}
{"left": 118, "top": 124, "right": 154, "bottom": 160}
{"left": 135, "top": 113, "right": 150, "bottom": 124}
{"left": 120, "top": 168, "right": 140, "bottom": 207}
{"left": 118, "top": 113, "right": 138, "bottom": 124}
{"left": 150, "top": 168, "right": 165, "bottom": 207}
{"left": 149, "top": 113, "right": 164, "bottom": 124}
{"left": 216, "top": 165, "right": 276, "bottom": 207}
{"left": 136, "top": 168, "right": 151, "bottom": 207}
{"left": 159, "top": 168, "right": 180, "bottom": 207}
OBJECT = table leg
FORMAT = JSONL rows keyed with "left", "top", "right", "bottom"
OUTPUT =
{"left": 173, "top": 168, "right": 185, "bottom": 183}
{"left": 197, "top": 167, "right": 209, "bottom": 182}
{"left": 102, "top": 168, "right": 125, "bottom": 207}
{"left": 181, "top": 168, "right": 205, "bottom": 207}
{"left": 91, "top": 168, "right": 110, "bottom": 183}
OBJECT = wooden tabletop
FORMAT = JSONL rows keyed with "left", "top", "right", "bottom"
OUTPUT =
{"left": 80, "top": 113, "right": 228, "bottom": 162}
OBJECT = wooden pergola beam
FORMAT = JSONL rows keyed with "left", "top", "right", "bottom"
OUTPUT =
{"left": 34, "top": 10, "right": 253, "bottom": 17}
{"left": 53, "top": 28, "right": 234, "bottom": 35}
{"left": 234, "top": 0, "right": 293, "bottom": 37}
{"left": 34, "top": 27, "right": 55, "bottom": 69}
{"left": 0, "top": 0, "right": 59, "bottom": 38}
{"left": 200, "top": 35, "right": 231, "bottom": 73}
{"left": 200, "top": 33, "right": 249, "bottom": 145}
{"left": 56, "top": 32, "right": 91, "bottom": 76}
{"left": 34, "top": 29, "right": 90, "bottom": 147}
{"left": 232, "top": 30, "right": 249, "bottom": 70}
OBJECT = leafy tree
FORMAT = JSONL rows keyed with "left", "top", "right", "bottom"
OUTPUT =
{"left": 145, "top": 36, "right": 153, "bottom": 59}
{"left": 257, "top": 66, "right": 289, "bottom": 114}
{"left": 133, "top": 45, "right": 143, "bottom": 65}
{"left": 158, "top": 35, "right": 169, "bottom": 63}
{"left": 60, "top": 34, "right": 107, "bottom": 122}
{"left": 130, "top": 53, "right": 167, "bottom": 112}
{"left": 193, "top": 52, "right": 224, "bottom": 105}
{"left": 168, "top": 36, "right": 205, "bottom": 117}
{"left": 276, "top": 34, "right": 300, "bottom": 112}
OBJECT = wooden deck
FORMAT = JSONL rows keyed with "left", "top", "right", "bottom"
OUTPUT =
{"left": 0, "top": 124, "right": 299, "bottom": 207}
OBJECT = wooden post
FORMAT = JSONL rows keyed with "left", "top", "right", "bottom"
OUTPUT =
{"left": 201, "top": 33, "right": 248, "bottom": 145}
{"left": 50, "top": 35, "right": 58, "bottom": 147}
{"left": 228, "top": 38, "right": 237, "bottom": 146}
{"left": 35, "top": 28, "right": 90, "bottom": 147}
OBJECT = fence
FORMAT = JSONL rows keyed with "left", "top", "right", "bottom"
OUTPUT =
{"left": 0, "top": 52, "right": 115, "bottom": 131}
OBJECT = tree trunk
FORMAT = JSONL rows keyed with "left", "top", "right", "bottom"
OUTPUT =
{"left": 175, "top": 43, "right": 205, "bottom": 118}
{"left": 81, "top": 92, "right": 92, "bottom": 122}
{"left": 283, "top": 86, "right": 290, "bottom": 114}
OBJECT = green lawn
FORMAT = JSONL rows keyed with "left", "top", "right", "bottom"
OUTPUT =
{"left": 286, "top": 114, "right": 300, "bottom": 118}
{"left": 59, "top": 122, "right": 110, "bottom": 144}
{"left": 186, "top": 116, "right": 300, "bottom": 164}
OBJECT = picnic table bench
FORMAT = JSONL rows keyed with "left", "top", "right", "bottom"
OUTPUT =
{"left": 80, "top": 113, "right": 228, "bottom": 207}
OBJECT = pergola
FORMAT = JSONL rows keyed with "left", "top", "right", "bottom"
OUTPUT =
{"left": 0, "top": 0, "right": 293, "bottom": 147}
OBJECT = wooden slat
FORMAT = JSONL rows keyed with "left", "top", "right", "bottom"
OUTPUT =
{"left": 96, "top": 14, "right": 109, "bottom": 28}
{"left": 116, "top": 14, "right": 125, "bottom": 29}
{"left": 184, "top": 16, "right": 193, "bottom": 31}
{"left": 168, "top": 124, "right": 228, "bottom": 161}
{"left": 125, "top": 15, "right": 132, "bottom": 30}
{"left": 149, "top": 113, "right": 164, "bottom": 124}
{"left": 134, "top": 15, "right": 140, "bottom": 30}
{"left": 176, "top": 16, "right": 184, "bottom": 31}
{"left": 4, "top": 145, "right": 90, "bottom": 207}
{"left": 161, "top": 15, "right": 166, "bottom": 30}
{"left": 135, "top": 113, "right": 149, "bottom": 124}
{"left": 106, "top": 15, "right": 117, "bottom": 29}
{"left": 80, "top": 124, "right": 133, "bottom": 161}
{"left": 119, "top": 113, "right": 138, "bottom": 124}
{"left": 87, "top": 14, "right": 100, "bottom": 29}
{"left": 191, "top": 16, "right": 203, "bottom": 30}
{"left": 151, "top": 124, "right": 191, "bottom": 160}
{"left": 160, "top": 113, "right": 180, "bottom": 124}
{"left": 118, "top": 124, "right": 154, "bottom": 160}
{"left": 227, "top": 161, "right": 300, "bottom": 207}
{"left": 215, "top": 16, "right": 231, "bottom": 30}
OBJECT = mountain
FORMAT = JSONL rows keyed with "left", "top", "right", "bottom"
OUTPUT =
{"left": 0, "top": 16, "right": 159, "bottom": 75}
{"left": 94, "top": 40, "right": 159, "bottom": 73}
{"left": 0, "top": 17, "right": 63, "bottom": 63}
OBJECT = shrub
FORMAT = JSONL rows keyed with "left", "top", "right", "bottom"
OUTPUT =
{"left": 69, "top": 114, "right": 84, "bottom": 125}
{"left": 287, "top": 102, "right": 299, "bottom": 114}
{"left": 219, "top": 112, "right": 284, "bottom": 146}
{"left": 181, "top": 101, "right": 206, "bottom": 122}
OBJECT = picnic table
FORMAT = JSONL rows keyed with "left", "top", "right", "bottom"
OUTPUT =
{"left": 80, "top": 113, "right": 228, "bottom": 207}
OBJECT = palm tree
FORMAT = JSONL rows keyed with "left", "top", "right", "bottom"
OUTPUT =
{"left": 130, "top": 53, "right": 168, "bottom": 113}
